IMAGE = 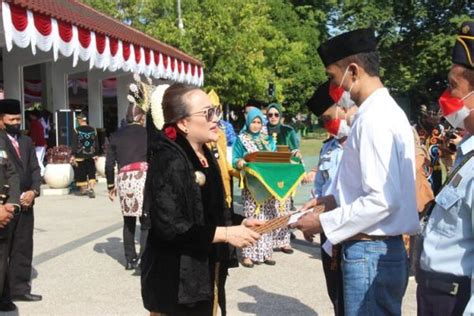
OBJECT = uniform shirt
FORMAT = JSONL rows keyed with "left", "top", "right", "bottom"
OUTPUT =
{"left": 420, "top": 135, "right": 473, "bottom": 277}
{"left": 313, "top": 137, "right": 344, "bottom": 198}
{"left": 320, "top": 88, "right": 420, "bottom": 245}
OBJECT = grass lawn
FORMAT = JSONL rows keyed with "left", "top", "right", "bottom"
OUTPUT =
{"left": 300, "top": 137, "right": 324, "bottom": 158}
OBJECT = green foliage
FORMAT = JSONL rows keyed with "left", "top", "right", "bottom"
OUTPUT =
{"left": 83, "top": 0, "right": 327, "bottom": 114}
{"left": 83, "top": 0, "right": 474, "bottom": 118}
{"left": 328, "top": 0, "right": 474, "bottom": 113}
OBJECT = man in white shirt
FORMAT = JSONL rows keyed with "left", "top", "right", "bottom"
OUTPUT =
{"left": 293, "top": 28, "right": 419, "bottom": 315}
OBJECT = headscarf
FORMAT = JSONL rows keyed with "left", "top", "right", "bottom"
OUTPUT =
{"left": 266, "top": 103, "right": 284, "bottom": 127}
{"left": 244, "top": 108, "right": 265, "bottom": 135}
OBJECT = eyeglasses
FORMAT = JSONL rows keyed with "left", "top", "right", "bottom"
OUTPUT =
{"left": 189, "top": 106, "right": 222, "bottom": 122}
{"left": 267, "top": 112, "right": 280, "bottom": 118}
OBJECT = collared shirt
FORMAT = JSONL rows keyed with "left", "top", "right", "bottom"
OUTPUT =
{"left": 313, "top": 137, "right": 344, "bottom": 198}
{"left": 320, "top": 88, "right": 420, "bottom": 245}
{"left": 421, "top": 134, "right": 473, "bottom": 277}
{"left": 454, "top": 135, "right": 474, "bottom": 167}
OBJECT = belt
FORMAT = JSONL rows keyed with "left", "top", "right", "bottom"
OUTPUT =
{"left": 418, "top": 269, "right": 470, "bottom": 296}
{"left": 347, "top": 233, "right": 399, "bottom": 241}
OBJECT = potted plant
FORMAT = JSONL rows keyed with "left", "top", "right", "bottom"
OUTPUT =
{"left": 44, "top": 146, "right": 75, "bottom": 189}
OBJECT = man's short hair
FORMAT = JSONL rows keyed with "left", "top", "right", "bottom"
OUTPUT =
{"left": 336, "top": 52, "right": 380, "bottom": 77}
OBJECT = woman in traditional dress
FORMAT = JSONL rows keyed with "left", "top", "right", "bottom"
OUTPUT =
{"left": 105, "top": 104, "right": 149, "bottom": 271}
{"left": 141, "top": 84, "right": 262, "bottom": 316}
{"left": 266, "top": 103, "right": 300, "bottom": 254}
{"left": 233, "top": 108, "right": 290, "bottom": 267}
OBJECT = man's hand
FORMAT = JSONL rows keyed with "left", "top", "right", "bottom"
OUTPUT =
{"left": 300, "top": 198, "right": 317, "bottom": 212}
{"left": 302, "top": 170, "right": 316, "bottom": 184}
{"left": 108, "top": 188, "right": 117, "bottom": 202}
{"left": 314, "top": 195, "right": 337, "bottom": 212}
{"left": 0, "top": 204, "right": 14, "bottom": 228}
{"left": 293, "top": 211, "right": 322, "bottom": 242}
{"left": 20, "top": 191, "right": 36, "bottom": 207}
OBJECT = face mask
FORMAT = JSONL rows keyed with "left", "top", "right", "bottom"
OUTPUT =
{"left": 329, "top": 66, "right": 356, "bottom": 108}
{"left": 5, "top": 123, "right": 21, "bottom": 136}
{"left": 324, "top": 106, "right": 350, "bottom": 139}
{"left": 438, "top": 89, "right": 474, "bottom": 129}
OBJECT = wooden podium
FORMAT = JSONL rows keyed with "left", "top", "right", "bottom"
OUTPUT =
{"left": 244, "top": 147, "right": 292, "bottom": 163}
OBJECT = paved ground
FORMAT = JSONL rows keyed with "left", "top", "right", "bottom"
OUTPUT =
{"left": 3, "top": 179, "right": 417, "bottom": 316}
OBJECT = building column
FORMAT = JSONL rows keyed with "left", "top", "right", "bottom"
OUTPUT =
{"left": 2, "top": 47, "right": 24, "bottom": 110}
{"left": 50, "top": 62, "right": 69, "bottom": 112}
{"left": 87, "top": 72, "right": 103, "bottom": 128}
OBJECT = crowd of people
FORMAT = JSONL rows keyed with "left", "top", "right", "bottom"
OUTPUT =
{"left": 0, "top": 20, "right": 472, "bottom": 316}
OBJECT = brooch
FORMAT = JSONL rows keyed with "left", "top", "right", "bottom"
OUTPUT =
{"left": 195, "top": 171, "right": 206, "bottom": 186}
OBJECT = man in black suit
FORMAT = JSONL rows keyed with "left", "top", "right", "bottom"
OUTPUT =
{"left": 0, "top": 99, "right": 42, "bottom": 302}
{"left": 0, "top": 100, "right": 22, "bottom": 311}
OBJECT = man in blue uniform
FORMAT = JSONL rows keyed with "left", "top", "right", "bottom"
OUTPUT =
{"left": 416, "top": 21, "right": 474, "bottom": 316}
{"left": 305, "top": 80, "right": 357, "bottom": 315}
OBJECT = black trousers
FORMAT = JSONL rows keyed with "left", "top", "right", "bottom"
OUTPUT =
{"left": 320, "top": 233, "right": 344, "bottom": 316}
{"left": 0, "top": 235, "right": 10, "bottom": 299}
{"left": 123, "top": 215, "right": 150, "bottom": 261}
{"left": 417, "top": 270, "right": 470, "bottom": 316}
{"left": 8, "top": 208, "right": 34, "bottom": 296}
{"left": 75, "top": 158, "right": 96, "bottom": 186}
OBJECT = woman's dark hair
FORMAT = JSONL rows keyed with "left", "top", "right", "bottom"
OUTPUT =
{"left": 162, "top": 83, "right": 200, "bottom": 123}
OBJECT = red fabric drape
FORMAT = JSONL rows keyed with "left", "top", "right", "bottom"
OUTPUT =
{"left": 95, "top": 33, "right": 106, "bottom": 54}
{"left": 58, "top": 20, "right": 73, "bottom": 42}
{"left": 78, "top": 27, "right": 91, "bottom": 48}
{"left": 33, "top": 12, "right": 52, "bottom": 36}
{"left": 134, "top": 44, "right": 141, "bottom": 64}
{"left": 109, "top": 37, "right": 118, "bottom": 56}
{"left": 11, "top": 5, "right": 28, "bottom": 32}
{"left": 122, "top": 42, "right": 130, "bottom": 61}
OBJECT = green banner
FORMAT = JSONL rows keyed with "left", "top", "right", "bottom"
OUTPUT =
{"left": 243, "top": 162, "right": 305, "bottom": 204}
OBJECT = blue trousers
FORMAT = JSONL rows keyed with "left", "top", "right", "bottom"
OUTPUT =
{"left": 341, "top": 236, "right": 409, "bottom": 316}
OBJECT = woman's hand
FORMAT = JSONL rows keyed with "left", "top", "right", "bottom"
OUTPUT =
{"left": 236, "top": 159, "right": 246, "bottom": 170}
{"left": 225, "top": 225, "right": 261, "bottom": 248}
{"left": 242, "top": 218, "right": 265, "bottom": 229}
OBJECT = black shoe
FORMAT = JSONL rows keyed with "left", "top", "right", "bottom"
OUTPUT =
{"left": 88, "top": 189, "right": 96, "bottom": 199}
{"left": 12, "top": 293, "right": 42, "bottom": 302}
{"left": 125, "top": 258, "right": 139, "bottom": 270}
{"left": 0, "top": 301, "right": 17, "bottom": 311}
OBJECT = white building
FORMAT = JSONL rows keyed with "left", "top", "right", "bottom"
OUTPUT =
{"left": 0, "top": 0, "right": 204, "bottom": 132}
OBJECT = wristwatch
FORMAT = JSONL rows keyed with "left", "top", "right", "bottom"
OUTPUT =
{"left": 32, "top": 189, "right": 40, "bottom": 197}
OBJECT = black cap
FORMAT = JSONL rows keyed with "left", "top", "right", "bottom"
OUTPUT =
{"left": 452, "top": 21, "right": 474, "bottom": 69}
{"left": 306, "top": 81, "right": 335, "bottom": 117}
{"left": 318, "top": 28, "right": 377, "bottom": 67}
{"left": 0, "top": 99, "right": 21, "bottom": 115}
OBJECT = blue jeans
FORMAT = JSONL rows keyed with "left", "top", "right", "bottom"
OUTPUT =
{"left": 341, "top": 236, "right": 409, "bottom": 316}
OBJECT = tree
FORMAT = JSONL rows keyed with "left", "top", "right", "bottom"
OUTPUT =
{"left": 328, "top": 0, "right": 474, "bottom": 115}
{"left": 83, "top": 0, "right": 328, "bottom": 115}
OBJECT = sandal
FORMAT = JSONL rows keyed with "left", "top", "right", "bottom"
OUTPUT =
{"left": 241, "top": 258, "right": 254, "bottom": 268}
{"left": 264, "top": 259, "right": 276, "bottom": 266}
{"left": 281, "top": 247, "right": 294, "bottom": 254}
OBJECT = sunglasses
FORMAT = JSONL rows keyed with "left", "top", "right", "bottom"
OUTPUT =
{"left": 267, "top": 112, "right": 280, "bottom": 118}
{"left": 189, "top": 106, "right": 222, "bottom": 122}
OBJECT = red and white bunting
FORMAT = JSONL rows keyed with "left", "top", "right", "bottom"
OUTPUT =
{"left": 1, "top": 2, "right": 204, "bottom": 86}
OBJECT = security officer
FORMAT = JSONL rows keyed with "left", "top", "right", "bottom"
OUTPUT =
{"left": 0, "top": 99, "right": 42, "bottom": 302}
{"left": 416, "top": 21, "right": 474, "bottom": 316}
{"left": 305, "top": 81, "right": 358, "bottom": 316}
{"left": 0, "top": 99, "right": 22, "bottom": 312}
